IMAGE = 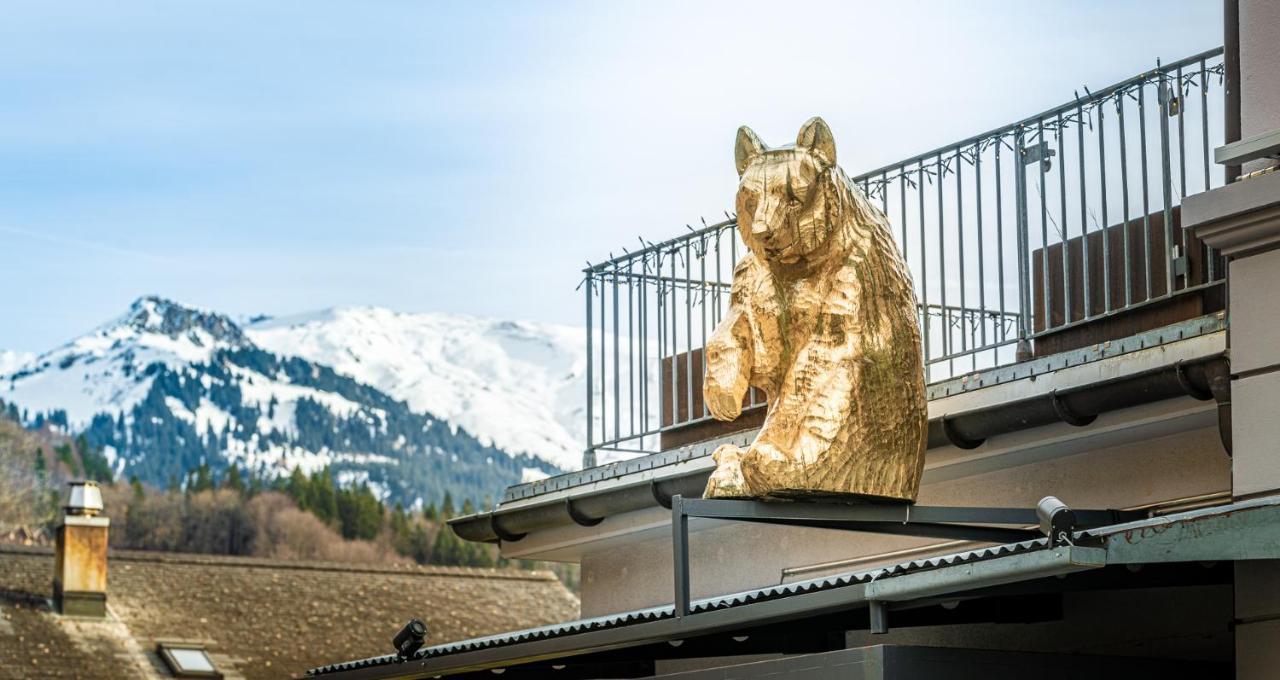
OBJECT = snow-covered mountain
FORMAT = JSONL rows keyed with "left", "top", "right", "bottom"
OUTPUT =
{"left": 0, "top": 297, "right": 559, "bottom": 506}
{"left": 246, "top": 308, "right": 590, "bottom": 471}
{"left": 0, "top": 350, "right": 34, "bottom": 378}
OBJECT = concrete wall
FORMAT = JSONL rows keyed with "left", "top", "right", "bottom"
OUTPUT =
{"left": 1239, "top": 0, "right": 1280, "bottom": 173}
{"left": 580, "top": 425, "right": 1228, "bottom": 618}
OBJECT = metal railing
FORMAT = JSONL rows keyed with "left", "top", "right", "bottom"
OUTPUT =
{"left": 582, "top": 48, "right": 1227, "bottom": 467}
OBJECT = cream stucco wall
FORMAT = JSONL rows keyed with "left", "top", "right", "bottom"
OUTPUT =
{"left": 580, "top": 423, "right": 1228, "bottom": 618}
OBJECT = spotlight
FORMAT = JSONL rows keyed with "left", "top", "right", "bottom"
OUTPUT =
{"left": 393, "top": 619, "right": 428, "bottom": 659}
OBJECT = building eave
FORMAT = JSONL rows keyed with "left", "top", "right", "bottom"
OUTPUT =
{"left": 451, "top": 316, "right": 1228, "bottom": 546}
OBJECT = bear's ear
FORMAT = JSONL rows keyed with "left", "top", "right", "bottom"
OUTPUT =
{"left": 735, "top": 126, "right": 766, "bottom": 177}
{"left": 796, "top": 116, "right": 836, "bottom": 169}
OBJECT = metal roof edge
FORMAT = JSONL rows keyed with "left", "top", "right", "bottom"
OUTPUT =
{"left": 310, "top": 493, "right": 1280, "bottom": 678}
{"left": 451, "top": 347, "right": 1228, "bottom": 544}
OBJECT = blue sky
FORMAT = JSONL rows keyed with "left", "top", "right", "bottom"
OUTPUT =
{"left": 0, "top": 1, "right": 1221, "bottom": 352}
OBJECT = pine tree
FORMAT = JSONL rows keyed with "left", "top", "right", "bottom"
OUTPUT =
{"left": 32, "top": 449, "right": 46, "bottom": 482}
{"left": 286, "top": 467, "right": 308, "bottom": 509}
{"left": 224, "top": 466, "right": 244, "bottom": 494}
{"left": 431, "top": 522, "right": 464, "bottom": 566}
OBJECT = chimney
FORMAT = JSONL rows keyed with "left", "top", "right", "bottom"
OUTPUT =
{"left": 54, "top": 481, "right": 109, "bottom": 618}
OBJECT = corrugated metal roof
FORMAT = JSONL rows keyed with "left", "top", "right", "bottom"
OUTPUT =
{"left": 308, "top": 538, "right": 1047, "bottom": 676}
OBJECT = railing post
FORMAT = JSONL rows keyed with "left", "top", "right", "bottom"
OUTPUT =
{"left": 1013, "top": 127, "right": 1033, "bottom": 361}
{"left": 583, "top": 273, "right": 596, "bottom": 470}
{"left": 1157, "top": 63, "right": 1178, "bottom": 296}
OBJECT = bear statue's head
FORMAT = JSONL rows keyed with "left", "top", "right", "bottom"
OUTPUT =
{"left": 734, "top": 117, "right": 845, "bottom": 271}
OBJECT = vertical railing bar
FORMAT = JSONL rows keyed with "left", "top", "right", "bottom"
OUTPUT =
{"left": 1177, "top": 65, "right": 1188, "bottom": 206}
{"left": 669, "top": 251, "right": 679, "bottom": 432}
{"left": 656, "top": 252, "right": 665, "bottom": 440}
{"left": 1098, "top": 98, "right": 1111, "bottom": 314}
{"left": 699, "top": 235, "right": 708, "bottom": 419}
{"left": 899, "top": 166, "right": 908, "bottom": 261}
{"left": 1037, "top": 117, "right": 1050, "bottom": 332}
{"left": 612, "top": 268, "right": 620, "bottom": 444}
{"left": 627, "top": 259, "right": 635, "bottom": 440}
{"left": 1200, "top": 59, "right": 1212, "bottom": 193}
{"left": 584, "top": 273, "right": 594, "bottom": 467}
{"left": 956, "top": 148, "right": 967, "bottom": 365}
{"left": 684, "top": 241, "right": 694, "bottom": 424}
{"left": 1057, "top": 112, "right": 1070, "bottom": 325}
{"left": 1118, "top": 93, "right": 1132, "bottom": 307}
{"left": 639, "top": 256, "right": 648, "bottom": 449}
{"left": 881, "top": 171, "right": 890, "bottom": 220}
{"left": 936, "top": 155, "right": 949, "bottom": 377}
{"left": 1077, "top": 102, "right": 1091, "bottom": 318}
{"left": 1158, "top": 62, "right": 1176, "bottom": 296}
{"left": 714, "top": 229, "right": 723, "bottom": 326}
{"left": 975, "top": 142, "right": 987, "bottom": 354}
{"left": 1139, "top": 81, "right": 1153, "bottom": 301}
{"left": 1200, "top": 58, "right": 1215, "bottom": 284}
{"left": 600, "top": 267, "right": 608, "bottom": 446}
{"left": 995, "top": 140, "right": 1006, "bottom": 366}
{"left": 918, "top": 163, "right": 931, "bottom": 381}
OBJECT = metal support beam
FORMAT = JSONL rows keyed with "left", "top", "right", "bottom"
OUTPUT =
{"left": 868, "top": 601, "right": 888, "bottom": 635}
{"left": 672, "top": 495, "right": 690, "bottom": 618}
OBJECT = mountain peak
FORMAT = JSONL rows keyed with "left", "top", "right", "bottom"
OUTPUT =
{"left": 119, "top": 295, "right": 249, "bottom": 348}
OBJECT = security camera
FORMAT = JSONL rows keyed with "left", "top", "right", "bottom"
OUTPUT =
{"left": 393, "top": 619, "right": 428, "bottom": 659}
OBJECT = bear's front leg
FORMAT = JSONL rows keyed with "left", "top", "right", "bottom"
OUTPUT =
{"left": 704, "top": 443, "right": 751, "bottom": 498}
{"left": 738, "top": 325, "right": 860, "bottom": 497}
{"left": 703, "top": 305, "right": 753, "bottom": 422}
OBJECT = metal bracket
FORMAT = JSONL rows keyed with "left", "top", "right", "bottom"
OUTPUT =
{"left": 651, "top": 480, "right": 673, "bottom": 509}
{"left": 1050, "top": 390, "right": 1097, "bottom": 427}
{"left": 1174, "top": 360, "right": 1214, "bottom": 401}
{"left": 490, "top": 515, "right": 527, "bottom": 543}
{"left": 941, "top": 415, "right": 985, "bottom": 449}
{"left": 566, "top": 499, "right": 603, "bottom": 527}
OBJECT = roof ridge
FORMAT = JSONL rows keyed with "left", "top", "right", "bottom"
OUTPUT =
{"left": 0, "top": 544, "right": 557, "bottom": 581}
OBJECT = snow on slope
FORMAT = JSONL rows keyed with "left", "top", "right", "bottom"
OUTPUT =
{"left": 0, "top": 350, "right": 34, "bottom": 378}
{"left": 0, "top": 296, "right": 247, "bottom": 425}
{"left": 247, "top": 307, "right": 654, "bottom": 470}
{"left": 0, "top": 297, "right": 387, "bottom": 474}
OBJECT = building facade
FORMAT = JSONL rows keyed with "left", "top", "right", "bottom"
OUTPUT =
{"left": 313, "top": 3, "right": 1280, "bottom": 678}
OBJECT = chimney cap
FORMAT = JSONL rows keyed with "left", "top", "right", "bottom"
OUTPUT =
{"left": 64, "top": 481, "right": 104, "bottom": 517}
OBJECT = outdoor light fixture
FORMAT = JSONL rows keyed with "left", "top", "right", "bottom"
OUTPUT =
{"left": 393, "top": 619, "right": 428, "bottom": 658}
{"left": 156, "top": 642, "right": 222, "bottom": 679}
{"left": 1036, "top": 496, "right": 1077, "bottom": 547}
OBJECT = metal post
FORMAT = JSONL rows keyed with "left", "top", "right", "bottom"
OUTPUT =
{"left": 1158, "top": 62, "right": 1176, "bottom": 295}
{"left": 583, "top": 274, "right": 596, "bottom": 470}
{"left": 869, "top": 600, "right": 889, "bottom": 635}
{"left": 1013, "top": 128, "right": 1032, "bottom": 360}
{"left": 671, "top": 494, "right": 690, "bottom": 618}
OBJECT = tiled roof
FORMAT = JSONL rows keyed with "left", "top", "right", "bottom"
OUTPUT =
{"left": 0, "top": 546, "right": 579, "bottom": 679}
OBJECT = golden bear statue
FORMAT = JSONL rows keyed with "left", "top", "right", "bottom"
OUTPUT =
{"left": 703, "top": 117, "right": 928, "bottom": 502}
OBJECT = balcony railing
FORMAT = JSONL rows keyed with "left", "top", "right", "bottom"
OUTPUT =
{"left": 582, "top": 48, "right": 1227, "bottom": 468}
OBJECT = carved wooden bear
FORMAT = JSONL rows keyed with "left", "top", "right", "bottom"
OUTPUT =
{"left": 702, "top": 117, "right": 927, "bottom": 502}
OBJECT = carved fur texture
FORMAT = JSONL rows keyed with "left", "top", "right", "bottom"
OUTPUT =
{"left": 704, "top": 117, "right": 927, "bottom": 502}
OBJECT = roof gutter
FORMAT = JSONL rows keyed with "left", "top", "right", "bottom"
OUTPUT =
{"left": 451, "top": 353, "right": 1229, "bottom": 544}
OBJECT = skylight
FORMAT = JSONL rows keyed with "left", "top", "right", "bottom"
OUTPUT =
{"left": 156, "top": 642, "right": 222, "bottom": 679}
